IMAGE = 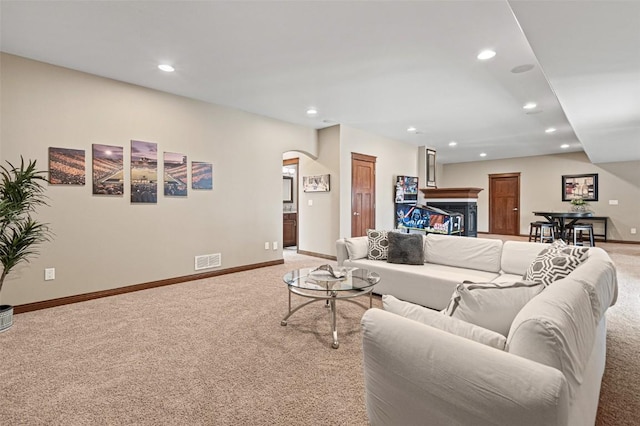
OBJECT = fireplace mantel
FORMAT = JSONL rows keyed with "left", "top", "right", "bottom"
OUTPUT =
{"left": 419, "top": 187, "right": 483, "bottom": 199}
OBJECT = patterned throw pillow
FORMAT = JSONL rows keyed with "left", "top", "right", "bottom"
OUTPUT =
{"left": 523, "top": 240, "right": 589, "bottom": 286}
{"left": 367, "top": 229, "right": 389, "bottom": 260}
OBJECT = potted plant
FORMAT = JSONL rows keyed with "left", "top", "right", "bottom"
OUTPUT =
{"left": 570, "top": 196, "right": 588, "bottom": 212}
{"left": 0, "top": 157, "right": 51, "bottom": 332}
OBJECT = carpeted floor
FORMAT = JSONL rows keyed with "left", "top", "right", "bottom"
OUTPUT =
{"left": 0, "top": 241, "right": 638, "bottom": 425}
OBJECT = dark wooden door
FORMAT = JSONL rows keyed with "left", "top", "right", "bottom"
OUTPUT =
{"left": 489, "top": 173, "right": 520, "bottom": 235}
{"left": 351, "top": 153, "right": 376, "bottom": 237}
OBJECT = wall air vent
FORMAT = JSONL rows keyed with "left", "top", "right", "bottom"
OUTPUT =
{"left": 194, "top": 253, "right": 221, "bottom": 271}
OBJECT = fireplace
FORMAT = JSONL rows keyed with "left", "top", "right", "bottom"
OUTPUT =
{"left": 420, "top": 188, "right": 483, "bottom": 237}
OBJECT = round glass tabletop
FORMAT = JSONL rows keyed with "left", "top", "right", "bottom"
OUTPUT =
{"left": 283, "top": 266, "right": 380, "bottom": 292}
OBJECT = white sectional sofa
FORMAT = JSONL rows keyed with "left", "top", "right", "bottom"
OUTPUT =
{"left": 337, "top": 233, "right": 550, "bottom": 310}
{"left": 336, "top": 233, "right": 618, "bottom": 426}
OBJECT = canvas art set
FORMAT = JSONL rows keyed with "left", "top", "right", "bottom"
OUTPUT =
{"left": 48, "top": 141, "right": 213, "bottom": 203}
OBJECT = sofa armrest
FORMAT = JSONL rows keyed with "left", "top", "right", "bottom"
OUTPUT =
{"left": 336, "top": 238, "right": 349, "bottom": 266}
{"left": 361, "top": 309, "right": 569, "bottom": 426}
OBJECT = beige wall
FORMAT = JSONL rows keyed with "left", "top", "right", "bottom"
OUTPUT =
{"left": 294, "top": 124, "right": 420, "bottom": 256}
{"left": 441, "top": 152, "right": 640, "bottom": 242}
{"left": 297, "top": 126, "right": 341, "bottom": 256}
{"left": 339, "top": 125, "right": 419, "bottom": 237}
{"left": 0, "top": 53, "right": 317, "bottom": 305}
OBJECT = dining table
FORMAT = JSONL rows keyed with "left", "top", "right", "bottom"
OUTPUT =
{"left": 533, "top": 211, "right": 594, "bottom": 242}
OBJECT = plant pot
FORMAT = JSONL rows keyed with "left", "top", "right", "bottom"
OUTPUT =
{"left": 0, "top": 305, "right": 13, "bottom": 332}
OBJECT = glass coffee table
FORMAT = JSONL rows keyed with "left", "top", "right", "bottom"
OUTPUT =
{"left": 281, "top": 265, "right": 380, "bottom": 349}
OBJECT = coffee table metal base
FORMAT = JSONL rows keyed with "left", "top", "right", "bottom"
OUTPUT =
{"left": 281, "top": 286, "right": 373, "bottom": 349}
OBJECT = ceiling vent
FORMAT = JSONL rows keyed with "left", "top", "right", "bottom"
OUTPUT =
{"left": 195, "top": 253, "right": 221, "bottom": 271}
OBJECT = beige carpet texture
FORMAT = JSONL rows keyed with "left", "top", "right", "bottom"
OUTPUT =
{"left": 0, "top": 240, "right": 638, "bottom": 425}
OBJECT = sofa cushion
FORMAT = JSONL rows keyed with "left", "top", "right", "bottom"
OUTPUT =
{"left": 443, "top": 281, "right": 545, "bottom": 336}
{"left": 425, "top": 234, "right": 503, "bottom": 273}
{"left": 383, "top": 295, "right": 506, "bottom": 350}
{"left": 387, "top": 232, "right": 424, "bottom": 265}
{"left": 344, "top": 258, "right": 501, "bottom": 311}
{"left": 563, "top": 247, "right": 618, "bottom": 322}
{"left": 367, "top": 229, "right": 389, "bottom": 260}
{"left": 344, "top": 237, "right": 368, "bottom": 260}
{"left": 507, "top": 278, "right": 596, "bottom": 397}
{"left": 523, "top": 240, "right": 589, "bottom": 286}
{"left": 501, "top": 241, "right": 549, "bottom": 275}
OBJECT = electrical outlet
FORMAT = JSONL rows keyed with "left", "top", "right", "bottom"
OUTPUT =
{"left": 264, "top": 242, "right": 270, "bottom": 250}
{"left": 44, "top": 268, "right": 55, "bottom": 281}
{"left": 308, "top": 199, "right": 313, "bottom": 206}
{"left": 631, "top": 228, "right": 637, "bottom": 235}
{"left": 609, "top": 200, "right": 619, "bottom": 205}
{"left": 273, "top": 241, "right": 278, "bottom": 250}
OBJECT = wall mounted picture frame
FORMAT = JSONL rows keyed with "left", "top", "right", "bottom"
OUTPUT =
{"left": 49, "top": 147, "right": 86, "bottom": 185}
{"left": 130, "top": 140, "right": 158, "bottom": 203}
{"left": 92, "top": 144, "right": 123, "bottom": 195}
{"left": 426, "top": 149, "right": 437, "bottom": 188}
{"left": 164, "top": 152, "right": 188, "bottom": 197}
{"left": 303, "top": 174, "right": 330, "bottom": 192}
{"left": 192, "top": 161, "right": 213, "bottom": 190}
{"left": 562, "top": 173, "right": 598, "bottom": 201}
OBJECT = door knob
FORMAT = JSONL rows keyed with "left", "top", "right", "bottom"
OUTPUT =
{"left": 513, "top": 208, "right": 519, "bottom": 211}
{"left": 353, "top": 212, "right": 360, "bottom": 216}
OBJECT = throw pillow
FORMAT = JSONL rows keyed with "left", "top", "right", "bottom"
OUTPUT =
{"left": 442, "top": 281, "right": 545, "bottom": 337}
{"left": 367, "top": 229, "right": 389, "bottom": 260}
{"left": 344, "top": 237, "right": 368, "bottom": 260}
{"left": 383, "top": 295, "right": 506, "bottom": 350}
{"left": 387, "top": 232, "right": 424, "bottom": 265}
{"left": 523, "top": 240, "right": 589, "bottom": 286}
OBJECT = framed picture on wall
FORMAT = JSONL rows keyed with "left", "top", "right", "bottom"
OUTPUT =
{"left": 49, "top": 147, "right": 86, "bottom": 185}
{"left": 303, "top": 174, "right": 330, "bottom": 192}
{"left": 562, "top": 173, "right": 598, "bottom": 201}
{"left": 164, "top": 152, "right": 188, "bottom": 197}
{"left": 192, "top": 161, "right": 213, "bottom": 190}
{"left": 92, "top": 144, "right": 123, "bottom": 195}
{"left": 426, "top": 149, "right": 437, "bottom": 187}
{"left": 130, "top": 140, "right": 158, "bottom": 203}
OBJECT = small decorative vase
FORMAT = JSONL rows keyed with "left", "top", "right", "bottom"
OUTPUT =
{"left": 571, "top": 204, "right": 586, "bottom": 212}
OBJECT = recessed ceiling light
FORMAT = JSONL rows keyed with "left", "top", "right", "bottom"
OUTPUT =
{"left": 480, "top": 152, "right": 487, "bottom": 157}
{"left": 448, "top": 141, "right": 457, "bottom": 147}
{"left": 523, "top": 102, "right": 537, "bottom": 110}
{"left": 306, "top": 108, "right": 318, "bottom": 116}
{"left": 407, "top": 126, "right": 417, "bottom": 133}
{"left": 560, "top": 144, "right": 570, "bottom": 149}
{"left": 158, "top": 64, "right": 175, "bottom": 72}
{"left": 477, "top": 50, "right": 496, "bottom": 60}
{"left": 545, "top": 127, "right": 557, "bottom": 133}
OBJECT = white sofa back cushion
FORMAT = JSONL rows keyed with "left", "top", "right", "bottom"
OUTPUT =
{"left": 344, "top": 236, "right": 368, "bottom": 260}
{"left": 501, "top": 241, "right": 549, "bottom": 275}
{"left": 383, "top": 295, "right": 507, "bottom": 350}
{"left": 565, "top": 247, "right": 618, "bottom": 321}
{"left": 443, "top": 281, "right": 545, "bottom": 337}
{"left": 425, "top": 234, "right": 503, "bottom": 273}
{"left": 507, "top": 278, "right": 596, "bottom": 397}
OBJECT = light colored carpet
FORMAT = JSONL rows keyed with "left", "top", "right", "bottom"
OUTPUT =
{"left": 0, "top": 242, "right": 638, "bottom": 425}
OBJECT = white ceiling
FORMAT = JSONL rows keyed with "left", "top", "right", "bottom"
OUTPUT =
{"left": 1, "top": 1, "right": 638, "bottom": 164}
